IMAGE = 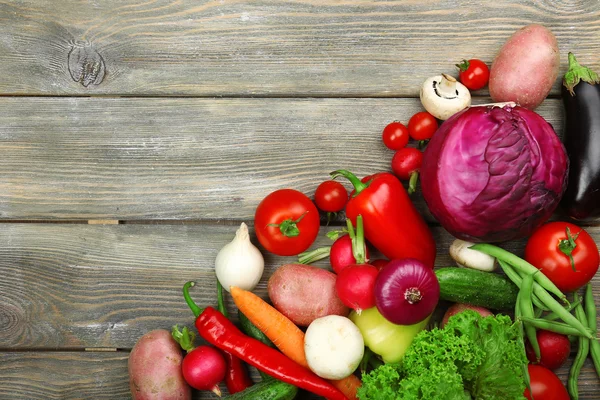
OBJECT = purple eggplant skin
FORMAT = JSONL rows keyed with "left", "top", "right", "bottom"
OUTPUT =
{"left": 560, "top": 53, "right": 600, "bottom": 221}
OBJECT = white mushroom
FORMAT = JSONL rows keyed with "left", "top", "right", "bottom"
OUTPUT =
{"left": 420, "top": 74, "right": 471, "bottom": 120}
{"left": 449, "top": 239, "right": 497, "bottom": 272}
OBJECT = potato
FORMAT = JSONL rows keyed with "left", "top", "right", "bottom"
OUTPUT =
{"left": 489, "top": 24, "right": 559, "bottom": 109}
{"left": 268, "top": 263, "right": 349, "bottom": 327}
{"left": 129, "top": 329, "right": 191, "bottom": 400}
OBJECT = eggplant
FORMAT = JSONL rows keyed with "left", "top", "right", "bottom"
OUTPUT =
{"left": 560, "top": 53, "right": 600, "bottom": 220}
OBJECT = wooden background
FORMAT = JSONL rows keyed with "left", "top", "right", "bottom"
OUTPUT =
{"left": 0, "top": 0, "right": 599, "bottom": 398}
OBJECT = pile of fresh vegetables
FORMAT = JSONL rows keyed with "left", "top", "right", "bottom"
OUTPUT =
{"left": 127, "top": 23, "right": 600, "bottom": 400}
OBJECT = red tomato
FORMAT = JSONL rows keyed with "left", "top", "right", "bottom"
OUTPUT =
{"left": 525, "top": 222, "right": 599, "bottom": 292}
{"left": 254, "top": 189, "right": 320, "bottom": 256}
{"left": 525, "top": 330, "right": 571, "bottom": 370}
{"left": 391, "top": 148, "right": 423, "bottom": 180}
{"left": 382, "top": 121, "right": 410, "bottom": 150}
{"left": 456, "top": 59, "right": 490, "bottom": 90}
{"left": 407, "top": 112, "right": 438, "bottom": 141}
{"left": 314, "top": 180, "right": 348, "bottom": 213}
{"left": 524, "top": 364, "right": 569, "bottom": 400}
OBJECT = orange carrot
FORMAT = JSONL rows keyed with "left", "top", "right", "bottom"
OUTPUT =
{"left": 230, "top": 286, "right": 308, "bottom": 367}
{"left": 230, "top": 286, "right": 361, "bottom": 399}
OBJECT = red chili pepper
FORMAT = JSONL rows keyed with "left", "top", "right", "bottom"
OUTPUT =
{"left": 331, "top": 169, "right": 436, "bottom": 267}
{"left": 184, "top": 282, "right": 348, "bottom": 400}
{"left": 216, "top": 280, "right": 253, "bottom": 394}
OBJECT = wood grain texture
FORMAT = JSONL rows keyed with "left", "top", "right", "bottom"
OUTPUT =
{"left": 0, "top": 97, "right": 564, "bottom": 220}
{"left": 0, "top": 223, "right": 598, "bottom": 350}
{"left": 0, "top": 0, "right": 599, "bottom": 96}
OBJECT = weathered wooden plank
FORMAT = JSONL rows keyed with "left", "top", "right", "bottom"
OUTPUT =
{"left": 0, "top": 0, "right": 598, "bottom": 96}
{"left": 0, "top": 223, "right": 598, "bottom": 349}
{"left": 0, "top": 97, "right": 564, "bottom": 220}
{"left": 0, "top": 352, "right": 598, "bottom": 399}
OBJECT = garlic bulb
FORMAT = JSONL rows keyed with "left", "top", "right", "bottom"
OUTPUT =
{"left": 215, "top": 222, "right": 265, "bottom": 292}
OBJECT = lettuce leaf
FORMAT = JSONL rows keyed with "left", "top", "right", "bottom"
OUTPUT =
{"left": 358, "top": 310, "right": 527, "bottom": 400}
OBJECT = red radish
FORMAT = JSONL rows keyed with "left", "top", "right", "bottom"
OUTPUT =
{"left": 172, "top": 326, "right": 227, "bottom": 396}
{"left": 335, "top": 264, "right": 379, "bottom": 314}
{"left": 330, "top": 219, "right": 370, "bottom": 274}
{"left": 525, "top": 329, "right": 571, "bottom": 370}
{"left": 375, "top": 258, "right": 440, "bottom": 325}
{"left": 441, "top": 303, "right": 493, "bottom": 327}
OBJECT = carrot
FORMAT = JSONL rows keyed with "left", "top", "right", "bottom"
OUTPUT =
{"left": 230, "top": 286, "right": 361, "bottom": 399}
{"left": 230, "top": 286, "right": 308, "bottom": 367}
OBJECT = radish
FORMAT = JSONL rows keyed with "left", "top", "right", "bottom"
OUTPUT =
{"left": 172, "top": 326, "right": 226, "bottom": 395}
{"left": 335, "top": 264, "right": 379, "bottom": 314}
{"left": 331, "top": 234, "right": 370, "bottom": 274}
{"left": 441, "top": 303, "right": 493, "bottom": 327}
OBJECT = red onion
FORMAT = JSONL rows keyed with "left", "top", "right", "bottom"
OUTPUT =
{"left": 335, "top": 264, "right": 379, "bottom": 313}
{"left": 375, "top": 258, "right": 440, "bottom": 325}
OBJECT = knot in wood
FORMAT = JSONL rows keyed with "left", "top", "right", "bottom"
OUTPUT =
{"left": 68, "top": 41, "right": 106, "bottom": 87}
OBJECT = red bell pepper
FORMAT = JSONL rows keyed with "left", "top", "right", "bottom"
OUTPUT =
{"left": 183, "top": 282, "right": 348, "bottom": 400}
{"left": 331, "top": 169, "right": 436, "bottom": 267}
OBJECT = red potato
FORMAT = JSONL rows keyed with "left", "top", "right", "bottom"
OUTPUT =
{"left": 441, "top": 303, "right": 493, "bottom": 327}
{"left": 129, "top": 329, "right": 191, "bottom": 400}
{"left": 268, "top": 263, "right": 350, "bottom": 327}
{"left": 489, "top": 24, "right": 560, "bottom": 110}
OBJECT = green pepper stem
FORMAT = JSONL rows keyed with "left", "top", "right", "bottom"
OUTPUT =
{"left": 330, "top": 170, "right": 370, "bottom": 197}
{"left": 563, "top": 52, "right": 600, "bottom": 95}
{"left": 216, "top": 279, "right": 228, "bottom": 318}
{"left": 298, "top": 246, "right": 331, "bottom": 264}
{"left": 183, "top": 281, "right": 204, "bottom": 318}
{"left": 408, "top": 171, "right": 419, "bottom": 195}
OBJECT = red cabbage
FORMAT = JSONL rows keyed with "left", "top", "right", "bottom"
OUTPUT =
{"left": 421, "top": 105, "right": 568, "bottom": 242}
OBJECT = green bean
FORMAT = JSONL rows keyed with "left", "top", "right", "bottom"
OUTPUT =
{"left": 471, "top": 243, "right": 567, "bottom": 303}
{"left": 514, "top": 289, "right": 532, "bottom": 396}
{"left": 520, "top": 273, "right": 540, "bottom": 361}
{"left": 584, "top": 284, "right": 600, "bottom": 378}
{"left": 542, "top": 298, "right": 582, "bottom": 321}
{"left": 519, "top": 316, "right": 594, "bottom": 338}
{"left": 498, "top": 260, "right": 549, "bottom": 311}
{"left": 568, "top": 293, "right": 590, "bottom": 400}
{"left": 532, "top": 283, "right": 592, "bottom": 339}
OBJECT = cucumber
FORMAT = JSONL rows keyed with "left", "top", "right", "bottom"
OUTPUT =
{"left": 435, "top": 267, "right": 519, "bottom": 311}
{"left": 223, "top": 378, "right": 298, "bottom": 400}
{"left": 238, "top": 310, "right": 275, "bottom": 348}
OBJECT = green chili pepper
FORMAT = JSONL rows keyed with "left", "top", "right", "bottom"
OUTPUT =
{"left": 568, "top": 293, "right": 590, "bottom": 400}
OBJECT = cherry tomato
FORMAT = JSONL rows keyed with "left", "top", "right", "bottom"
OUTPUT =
{"left": 456, "top": 59, "right": 490, "bottom": 91}
{"left": 407, "top": 112, "right": 438, "bottom": 141}
{"left": 314, "top": 180, "right": 348, "bottom": 213}
{"left": 254, "top": 189, "right": 320, "bottom": 256}
{"left": 382, "top": 121, "right": 410, "bottom": 150}
{"left": 525, "top": 329, "right": 571, "bottom": 370}
{"left": 524, "top": 364, "right": 569, "bottom": 400}
{"left": 525, "top": 221, "right": 599, "bottom": 292}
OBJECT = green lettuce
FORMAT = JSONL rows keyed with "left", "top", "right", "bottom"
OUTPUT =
{"left": 358, "top": 310, "right": 527, "bottom": 400}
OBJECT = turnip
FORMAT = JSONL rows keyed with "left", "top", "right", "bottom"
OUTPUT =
{"left": 304, "top": 315, "right": 364, "bottom": 380}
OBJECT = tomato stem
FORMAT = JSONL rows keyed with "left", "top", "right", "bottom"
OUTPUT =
{"left": 267, "top": 211, "right": 308, "bottom": 238}
{"left": 456, "top": 59, "right": 470, "bottom": 72}
{"left": 558, "top": 227, "right": 580, "bottom": 272}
